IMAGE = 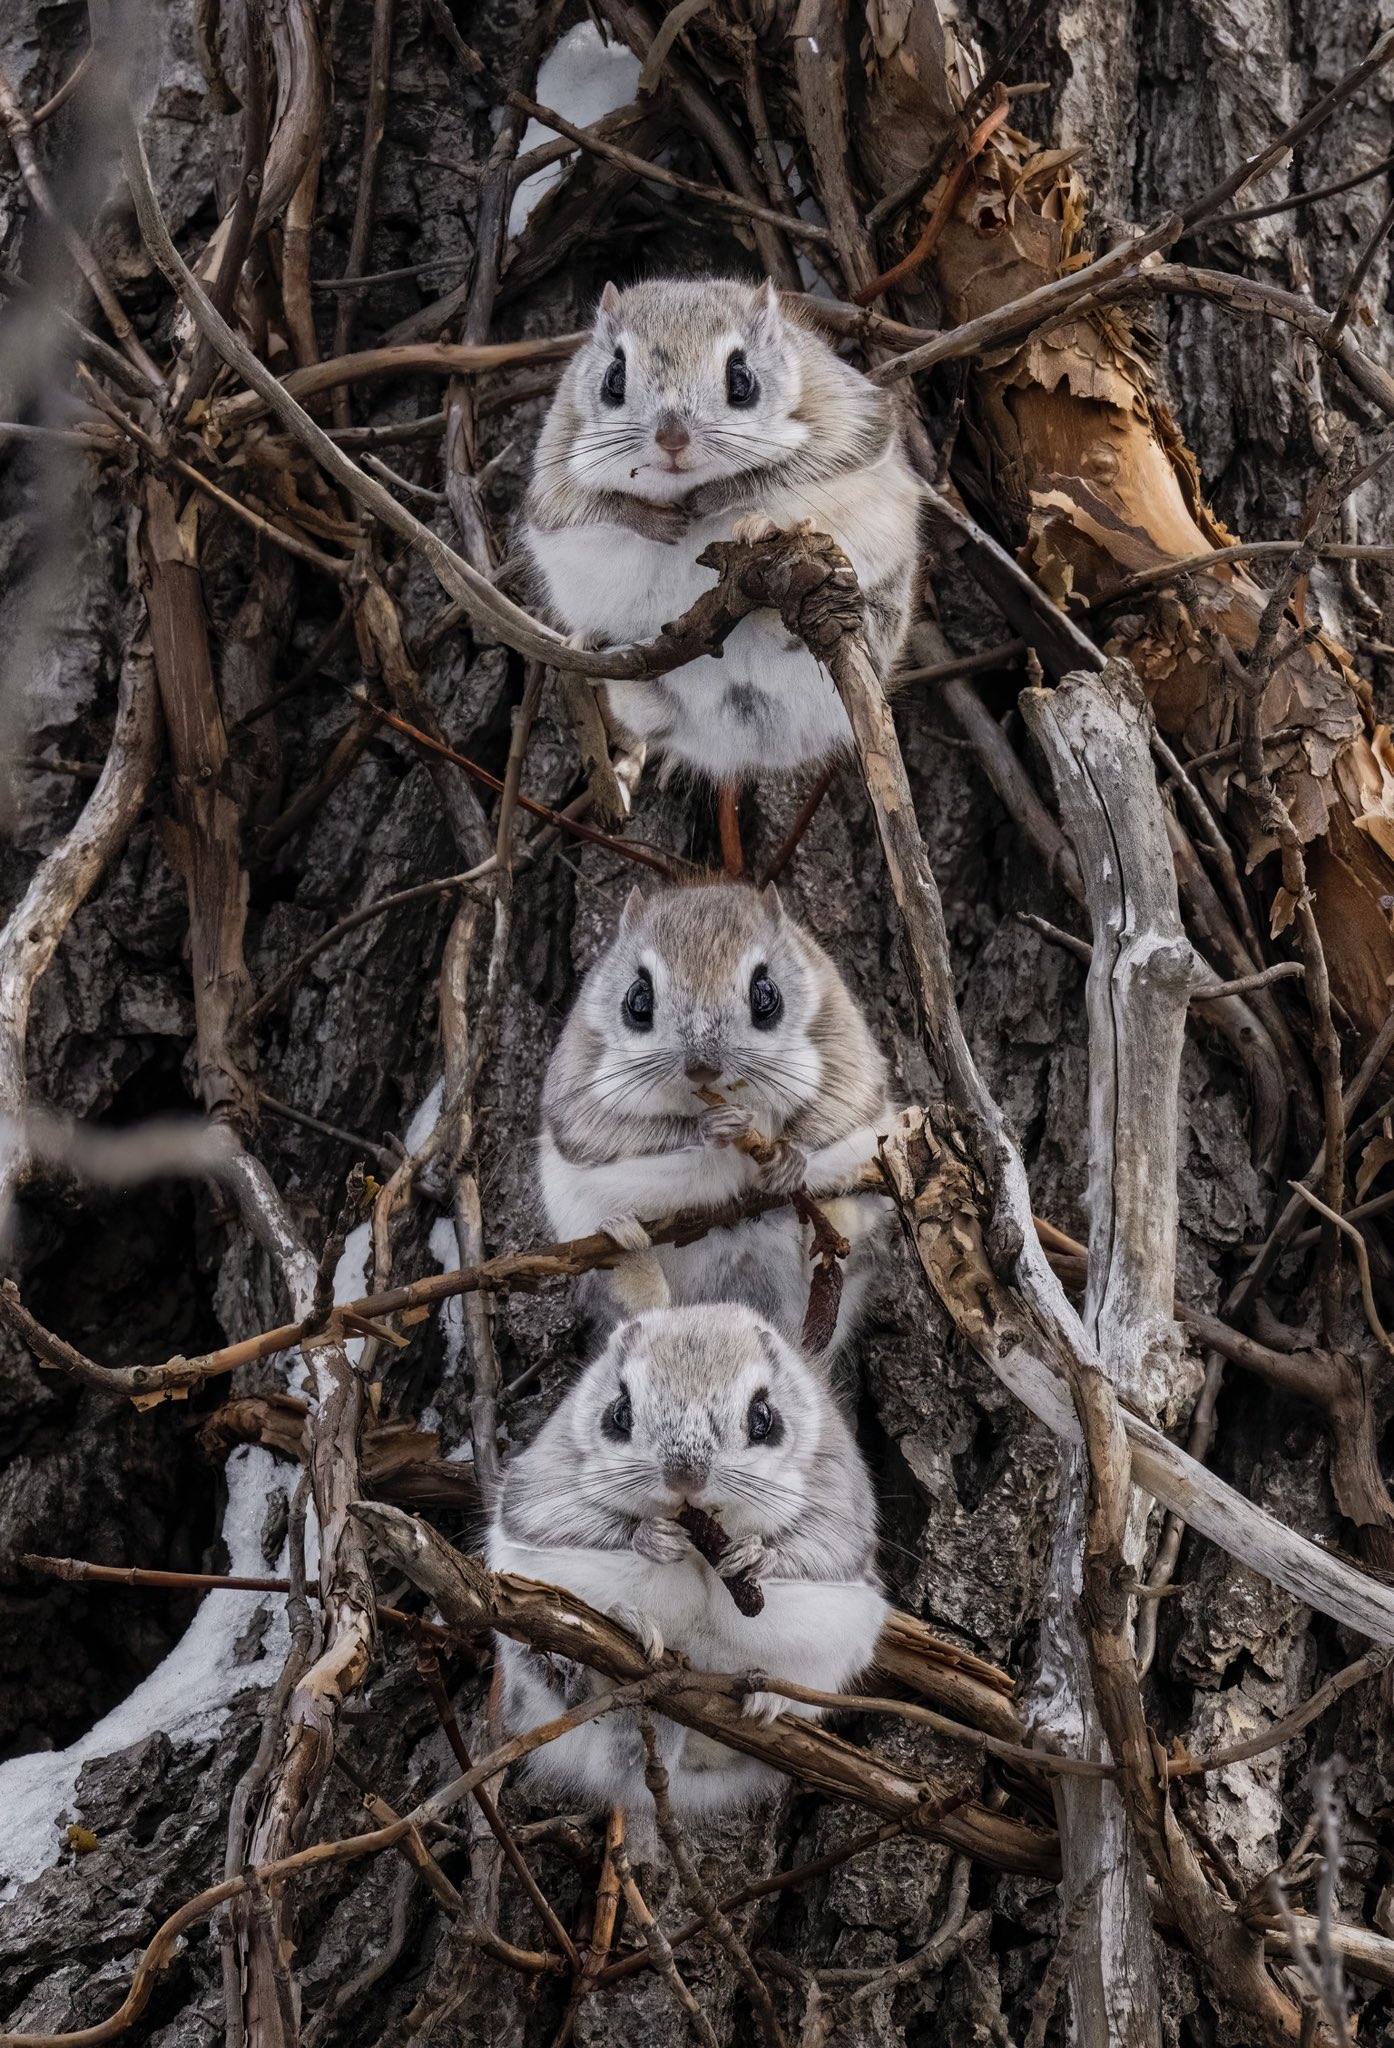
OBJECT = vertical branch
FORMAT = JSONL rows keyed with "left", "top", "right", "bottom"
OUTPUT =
{"left": 440, "top": 0, "right": 560, "bottom": 561}
{"left": 330, "top": 0, "right": 395, "bottom": 425}
{"left": 789, "top": 0, "right": 879, "bottom": 298}
{"left": 1019, "top": 660, "right": 1196, "bottom": 2048}
{"left": 280, "top": 152, "right": 322, "bottom": 370}
{"left": 0, "top": 637, "right": 160, "bottom": 1226}
{"left": 797, "top": 553, "right": 1311, "bottom": 2041}
{"left": 440, "top": 897, "right": 507, "bottom": 1510}
{"left": 137, "top": 459, "right": 374, "bottom": 2048}
{"left": 219, "top": 1474, "right": 314, "bottom": 2048}
{"left": 139, "top": 477, "right": 257, "bottom": 1129}
{"left": 230, "top": 1157, "right": 379, "bottom": 2048}
{"left": 184, "top": 4, "right": 270, "bottom": 414}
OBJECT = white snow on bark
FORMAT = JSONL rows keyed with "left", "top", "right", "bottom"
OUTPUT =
{"left": 405, "top": 1078, "right": 445, "bottom": 1154}
{"left": 428, "top": 1212, "right": 466, "bottom": 1385}
{"left": 508, "top": 23, "right": 641, "bottom": 236}
{"left": 0, "top": 1080, "right": 466, "bottom": 1891}
{"left": 0, "top": 1446, "right": 291, "bottom": 1889}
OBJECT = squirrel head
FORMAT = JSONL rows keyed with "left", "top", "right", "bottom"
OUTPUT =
{"left": 554, "top": 275, "right": 812, "bottom": 502}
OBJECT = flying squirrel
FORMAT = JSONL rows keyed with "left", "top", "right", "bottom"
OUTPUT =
{"left": 488, "top": 1304, "right": 887, "bottom": 1848}
{"left": 539, "top": 879, "right": 898, "bottom": 1361}
{"left": 522, "top": 275, "right": 922, "bottom": 785}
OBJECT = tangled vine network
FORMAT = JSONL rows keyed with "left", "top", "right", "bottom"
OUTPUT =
{"left": 2, "top": 1, "right": 1394, "bottom": 2045}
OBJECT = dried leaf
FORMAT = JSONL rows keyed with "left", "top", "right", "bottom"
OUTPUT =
{"left": 1355, "top": 1135, "right": 1394, "bottom": 1203}
{"left": 1269, "top": 886, "right": 1299, "bottom": 938}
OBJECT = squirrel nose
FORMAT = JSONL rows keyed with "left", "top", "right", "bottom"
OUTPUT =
{"left": 654, "top": 419, "right": 690, "bottom": 455}
{"left": 685, "top": 1058, "right": 721, "bottom": 1085}
{"left": 664, "top": 1457, "right": 708, "bottom": 1495}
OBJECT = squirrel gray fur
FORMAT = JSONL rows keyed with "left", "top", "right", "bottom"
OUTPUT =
{"left": 539, "top": 878, "right": 898, "bottom": 1361}
{"left": 487, "top": 1304, "right": 887, "bottom": 1847}
{"left": 523, "top": 276, "right": 921, "bottom": 783}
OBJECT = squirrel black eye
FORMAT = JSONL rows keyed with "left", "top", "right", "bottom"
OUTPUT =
{"left": 601, "top": 351, "right": 626, "bottom": 406}
{"left": 726, "top": 351, "right": 757, "bottom": 407}
{"left": 605, "top": 1391, "right": 633, "bottom": 1439}
{"left": 749, "top": 970, "right": 782, "bottom": 1028}
{"left": 747, "top": 1395, "right": 774, "bottom": 1442}
{"left": 623, "top": 972, "right": 654, "bottom": 1030}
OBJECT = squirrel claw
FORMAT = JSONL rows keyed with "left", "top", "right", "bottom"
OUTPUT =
{"left": 719, "top": 1531, "right": 770, "bottom": 1580}
{"left": 730, "top": 513, "right": 780, "bottom": 546}
{"left": 612, "top": 740, "right": 647, "bottom": 812}
{"left": 634, "top": 1516, "right": 692, "bottom": 1565}
{"left": 609, "top": 1603, "right": 665, "bottom": 1667}
{"left": 599, "top": 1212, "right": 651, "bottom": 1253}
{"left": 699, "top": 1104, "right": 749, "bottom": 1146}
{"left": 756, "top": 1140, "right": 808, "bottom": 1196}
{"left": 699, "top": 1104, "right": 758, "bottom": 1149}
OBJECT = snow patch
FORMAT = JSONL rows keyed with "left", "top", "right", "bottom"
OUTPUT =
{"left": 288, "top": 1217, "right": 372, "bottom": 1395}
{"left": 428, "top": 1215, "right": 467, "bottom": 1390}
{"left": 508, "top": 23, "right": 641, "bottom": 237}
{"left": 405, "top": 1077, "right": 444, "bottom": 1155}
{"left": 0, "top": 1072, "right": 452, "bottom": 1890}
{"left": 0, "top": 1447, "right": 290, "bottom": 1889}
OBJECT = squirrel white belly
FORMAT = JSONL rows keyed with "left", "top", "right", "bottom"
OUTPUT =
{"left": 523, "top": 276, "right": 922, "bottom": 783}
{"left": 539, "top": 878, "right": 898, "bottom": 1361}
{"left": 488, "top": 1305, "right": 888, "bottom": 1841}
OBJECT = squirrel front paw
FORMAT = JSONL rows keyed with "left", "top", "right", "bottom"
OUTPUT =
{"left": 633, "top": 1515, "right": 692, "bottom": 1565}
{"left": 699, "top": 1103, "right": 760, "bottom": 1150}
{"left": 740, "top": 1687, "right": 786, "bottom": 1726}
{"left": 718, "top": 1531, "right": 771, "bottom": 1581}
{"left": 598, "top": 1211, "right": 652, "bottom": 1253}
{"left": 729, "top": 513, "right": 780, "bottom": 546}
{"left": 729, "top": 514, "right": 815, "bottom": 546}
{"left": 608, "top": 1602, "right": 665, "bottom": 1667}
{"left": 755, "top": 1139, "right": 808, "bottom": 1196}
{"left": 623, "top": 501, "right": 691, "bottom": 545}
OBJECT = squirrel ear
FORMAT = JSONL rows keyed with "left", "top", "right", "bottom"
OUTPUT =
{"left": 597, "top": 280, "right": 622, "bottom": 329}
{"left": 619, "top": 884, "right": 646, "bottom": 928}
{"left": 749, "top": 277, "right": 782, "bottom": 339}
{"left": 760, "top": 880, "right": 785, "bottom": 920}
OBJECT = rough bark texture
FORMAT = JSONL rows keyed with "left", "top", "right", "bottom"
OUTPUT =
{"left": 1, "top": 2, "right": 1393, "bottom": 2045}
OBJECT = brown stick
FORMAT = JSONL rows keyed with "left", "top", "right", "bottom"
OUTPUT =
{"left": 0, "top": 640, "right": 161, "bottom": 1219}
{"left": 330, "top": 0, "right": 395, "bottom": 418}
{"left": 352, "top": 1503, "right": 1059, "bottom": 1876}
{"left": 360, "top": 697, "right": 687, "bottom": 876}
{"left": 139, "top": 477, "right": 258, "bottom": 1129}
{"left": 214, "top": 336, "right": 585, "bottom": 425}
{"left": 0, "top": 1178, "right": 881, "bottom": 1398}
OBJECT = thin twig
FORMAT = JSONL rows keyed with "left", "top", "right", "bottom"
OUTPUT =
{"left": 1327, "top": 186, "right": 1394, "bottom": 343}
{"left": 1289, "top": 1182, "right": 1394, "bottom": 1355}
{"left": 638, "top": 1711, "right": 788, "bottom": 2048}
{"left": 612, "top": 1842, "right": 720, "bottom": 2048}
{"left": 359, "top": 695, "right": 688, "bottom": 875}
